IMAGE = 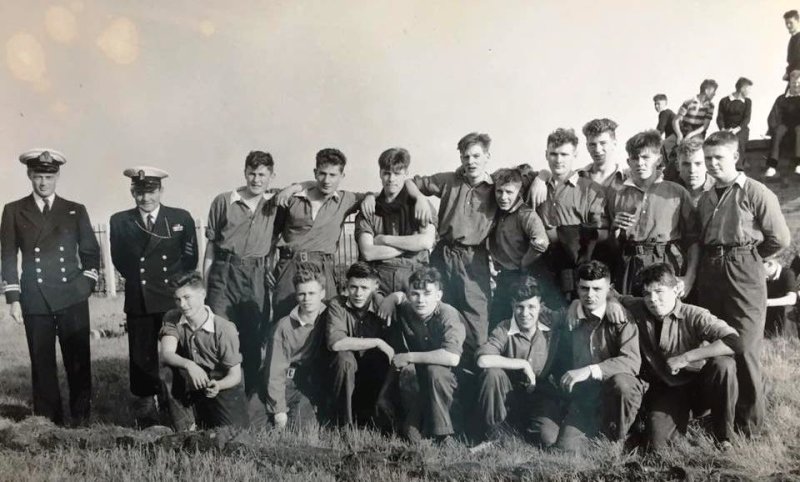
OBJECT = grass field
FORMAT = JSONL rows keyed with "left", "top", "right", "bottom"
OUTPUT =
{"left": 1, "top": 297, "right": 800, "bottom": 481}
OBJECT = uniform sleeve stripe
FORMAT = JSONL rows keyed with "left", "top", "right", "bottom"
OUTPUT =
{"left": 83, "top": 271, "right": 99, "bottom": 281}
{"left": 3, "top": 284, "right": 20, "bottom": 291}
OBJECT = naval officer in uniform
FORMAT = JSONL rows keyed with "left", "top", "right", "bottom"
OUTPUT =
{"left": 110, "top": 167, "right": 197, "bottom": 426}
{"left": 1, "top": 148, "right": 100, "bottom": 425}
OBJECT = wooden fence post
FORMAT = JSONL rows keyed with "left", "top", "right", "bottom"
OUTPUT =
{"left": 100, "top": 223, "right": 116, "bottom": 297}
{"left": 196, "top": 218, "right": 206, "bottom": 271}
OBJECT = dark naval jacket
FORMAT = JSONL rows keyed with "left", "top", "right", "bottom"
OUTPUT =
{"left": 110, "top": 205, "right": 198, "bottom": 315}
{"left": 1, "top": 195, "right": 100, "bottom": 315}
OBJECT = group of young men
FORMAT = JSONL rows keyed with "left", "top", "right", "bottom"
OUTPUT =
{"left": 0, "top": 113, "right": 790, "bottom": 452}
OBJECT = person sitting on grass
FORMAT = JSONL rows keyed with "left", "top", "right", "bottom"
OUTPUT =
{"left": 766, "top": 70, "right": 800, "bottom": 177}
{"left": 263, "top": 262, "right": 330, "bottom": 429}
{"left": 326, "top": 262, "right": 394, "bottom": 426}
{"left": 764, "top": 254, "right": 798, "bottom": 339}
{"left": 611, "top": 263, "right": 741, "bottom": 451}
{"left": 475, "top": 276, "right": 564, "bottom": 444}
{"left": 159, "top": 271, "right": 247, "bottom": 431}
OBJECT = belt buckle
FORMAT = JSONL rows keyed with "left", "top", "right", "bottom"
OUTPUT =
{"left": 299, "top": 252, "right": 308, "bottom": 262}
{"left": 635, "top": 245, "right": 645, "bottom": 255}
{"left": 286, "top": 368, "right": 295, "bottom": 380}
{"left": 712, "top": 246, "right": 725, "bottom": 257}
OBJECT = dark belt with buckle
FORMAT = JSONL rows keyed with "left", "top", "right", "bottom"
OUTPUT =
{"left": 278, "top": 248, "right": 332, "bottom": 262}
{"left": 704, "top": 245, "right": 756, "bottom": 258}
{"left": 215, "top": 250, "right": 267, "bottom": 267}
{"left": 622, "top": 242, "right": 673, "bottom": 256}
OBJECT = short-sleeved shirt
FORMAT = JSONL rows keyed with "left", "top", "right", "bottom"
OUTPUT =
{"left": 606, "top": 178, "right": 698, "bottom": 245}
{"left": 657, "top": 109, "right": 677, "bottom": 138}
{"left": 354, "top": 193, "right": 437, "bottom": 263}
{"left": 390, "top": 301, "right": 466, "bottom": 356}
{"left": 577, "top": 163, "right": 628, "bottom": 192}
{"left": 264, "top": 306, "right": 327, "bottom": 414}
{"left": 413, "top": 168, "right": 495, "bottom": 245}
{"left": 677, "top": 95, "right": 715, "bottom": 137}
{"left": 489, "top": 201, "right": 549, "bottom": 270}
{"left": 159, "top": 306, "right": 242, "bottom": 378}
{"left": 536, "top": 171, "right": 607, "bottom": 230}
{"left": 206, "top": 189, "right": 278, "bottom": 258}
{"left": 696, "top": 173, "right": 790, "bottom": 258}
{"left": 325, "top": 294, "right": 387, "bottom": 350}
{"left": 275, "top": 188, "right": 365, "bottom": 254}
{"left": 476, "top": 318, "right": 552, "bottom": 375}
{"left": 618, "top": 297, "right": 737, "bottom": 386}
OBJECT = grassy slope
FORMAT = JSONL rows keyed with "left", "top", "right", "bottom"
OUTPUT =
{"left": 1, "top": 297, "right": 800, "bottom": 481}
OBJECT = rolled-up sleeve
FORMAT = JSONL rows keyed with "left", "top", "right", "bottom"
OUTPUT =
{"left": 325, "top": 300, "right": 350, "bottom": 350}
{"left": 691, "top": 309, "right": 738, "bottom": 343}
{"left": 476, "top": 323, "right": 509, "bottom": 358}
{"left": 217, "top": 322, "right": 243, "bottom": 368}
{"left": 439, "top": 306, "right": 466, "bottom": 356}
{"left": 413, "top": 172, "right": 452, "bottom": 198}
{"left": 522, "top": 209, "right": 549, "bottom": 252}
{"left": 205, "top": 194, "right": 226, "bottom": 242}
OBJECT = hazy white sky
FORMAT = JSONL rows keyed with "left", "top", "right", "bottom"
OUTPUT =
{"left": 0, "top": 0, "right": 793, "bottom": 221}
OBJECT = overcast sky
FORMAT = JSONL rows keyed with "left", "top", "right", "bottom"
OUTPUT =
{"left": 0, "top": 0, "right": 793, "bottom": 222}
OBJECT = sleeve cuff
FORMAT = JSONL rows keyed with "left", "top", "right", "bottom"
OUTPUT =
{"left": 83, "top": 270, "right": 99, "bottom": 282}
{"left": 589, "top": 364, "right": 603, "bottom": 380}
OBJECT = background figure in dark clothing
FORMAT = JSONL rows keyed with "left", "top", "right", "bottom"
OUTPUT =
{"left": 716, "top": 77, "right": 752, "bottom": 169}
{"left": 767, "top": 70, "right": 800, "bottom": 176}
{"left": 784, "top": 11, "right": 800, "bottom": 83}
{"left": 764, "top": 256, "right": 798, "bottom": 338}
{"left": 654, "top": 94, "right": 678, "bottom": 172}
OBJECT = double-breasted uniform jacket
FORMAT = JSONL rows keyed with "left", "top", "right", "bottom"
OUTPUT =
{"left": 1, "top": 195, "right": 100, "bottom": 315}
{"left": 110, "top": 205, "right": 198, "bottom": 315}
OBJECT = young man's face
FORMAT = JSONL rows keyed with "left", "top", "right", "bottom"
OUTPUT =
{"left": 132, "top": 187, "right": 162, "bottom": 213}
{"left": 28, "top": 171, "right": 59, "bottom": 198}
{"left": 495, "top": 181, "right": 522, "bottom": 211}
{"left": 244, "top": 165, "right": 274, "bottom": 196}
{"left": 512, "top": 296, "right": 541, "bottom": 332}
{"left": 295, "top": 280, "right": 326, "bottom": 314}
{"left": 586, "top": 132, "right": 616, "bottom": 166}
{"left": 314, "top": 163, "right": 344, "bottom": 195}
{"left": 703, "top": 144, "right": 739, "bottom": 183}
{"left": 346, "top": 277, "right": 378, "bottom": 309}
{"left": 174, "top": 284, "right": 206, "bottom": 319}
{"left": 627, "top": 147, "right": 661, "bottom": 183}
{"left": 740, "top": 85, "right": 751, "bottom": 98}
{"left": 577, "top": 277, "right": 610, "bottom": 313}
{"left": 678, "top": 150, "right": 707, "bottom": 190}
{"left": 790, "top": 73, "right": 800, "bottom": 94}
{"left": 703, "top": 87, "right": 717, "bottom": 101}
{"left": 546, "top": 143, "right": 577, "bottom": 177}
{"left": 407, "top": 282, "right": 442, "bottom": 318}
{"left": 379, "top": 166, "right": 409, "bottom": 197}
{"left": 459, "top": 144, "right": 490, "bottom": 181}
{"left": 787, "top": 17, "right": 800, "bottom": 35}
{"left": 642, "top": 281, "right": 680, "bottom": 319}
{"left": 653, "top": 100, "right": 667, "bottom": 113}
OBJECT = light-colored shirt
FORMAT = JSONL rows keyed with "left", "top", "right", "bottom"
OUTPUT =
{"left": 33, "top": 192, "right": 56, "bottom": 212}
{"left": 276, "top": 188, "right": 364, "bottom": 254}
{"left": 536, "top": 171, "right": 607, "bottom": 230}
{"left": 206, "top": 188, "right": 278, "bottom": 258}
{"left": 139, "top": 205, "right": 160, "bottom": 226}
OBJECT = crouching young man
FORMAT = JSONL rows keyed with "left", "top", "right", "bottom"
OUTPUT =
{"left": 542, "top": 261, "right": 645, "bottom": 452}
{"left": 159, "top": 271, "right": 247, "bottom": 431}
{"left": 263, "top": 263, "right": 330, "bottom": 429}
{"left": 476, "top": 276, "right": 562, "bottom": 443}
{"left": 614, "top": 263, "right": 741, "bottom": 450}
{"left": 326, "top": 262, "right": 393, "bottom": 426}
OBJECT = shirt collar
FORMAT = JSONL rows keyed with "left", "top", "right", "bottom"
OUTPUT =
{"left": 293, "top": 186, "right": 341, "bottom": 202}
{"left": 139, "top": 205, "right": 160, "bottom": 224}
{"left": 32, "top": 192, "right": 56, "bottom": 209}
{"left": 178, "top": 306, "right": 215, "bottom": 333}
{"left": 507, "top": 317, "right": 549, "bottom": 337}
{"left": 622, "top": 174, "right": 663, "bottom": 190}
{"left": 769, "top": 265, "right": 783, "bottom": 281}
{"left": 289, "top": 305, "right": 326, "bottom": 327}
{"left": 719, "top": 172, "right": 747, "bottom": 189}
{"left": 548, "top": 171, "right": 580, "bottom": 187}
{"left": 577, "top": 303, "right": 606, "bottom": 323}
{"left": 229, "top": 188, "right": 273, "bottom": 204}
{"left": 579, "top": 162, "right": 626, "bottom": 180}
{"left": 456, "top": 166, "right": 494, "bottom": 186}
{"left": 345, "top": 296, "right": 378, "bottom": 313}
{"left": 665, "top": 299, "right": 686, "bottom": 320}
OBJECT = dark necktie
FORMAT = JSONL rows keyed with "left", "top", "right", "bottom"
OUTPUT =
{"left": 42, "top": 199, "right": 51, "bottom": 216}
{"left": 146, "top": 214, "right": 154, "bottom": 231}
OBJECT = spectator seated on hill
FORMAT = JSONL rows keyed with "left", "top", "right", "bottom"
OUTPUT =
{"left": 766, "top": 70, "right": 800, "bottom": 177}
{"left": 765, "top": 255, "right": 798, "bottom": 338}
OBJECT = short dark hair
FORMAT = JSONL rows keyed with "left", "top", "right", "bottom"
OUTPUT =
{"left": 577, "top": 260, "right": 611, "bottom": 282}
{"left": 675, "top": 137, "right": 704, "bottom": 160}
{"left": 457, "top": 132, "right": 491, "bottom": 154}
{"left": 510, "top": 276, "right": 541, "bottom": 303}
{"left": 244, "top": 151, "right": 274, "bottom": 171}
{"left": 699, "top": 79, "right": 719, "bottom": 93}
{"left": 653, "top": 94, "right": 667, "bottom": 103}
{"left": 784, "top": 10, "right": 799, "bottom": 20}
{"left": 638, "top": 263, "right": 679, "bottom": 289}
{"left": 735, "top": 77, "right": 753, "bottom": 91}
{"left": 346, "top": 261, "right": 378, "bottom": 281}
{"left": 316, "top": 148, "right": 347, "bottom": 170}
{"left": 408, "top": 266, "right": 443, "bottom": 291}
{"left": 547, "top": 128, "right": 579, "bottom": 149}
{"left": 170, "top": 271, "right": 204, "bottom": 292}
{"left": 293, "top": 262, "right": 325, "bottom": 288}
{"left": 582, "top": 118, "right": 618, "bottom": 139}
{"left": 378, "top": 148, "right": 411, "bottom": 172}
{"left": 625, "top": 130, "right": 663, "bottom": 158}
{"left": 492, "top": 167, "right": 524, "bottom": 187}
{"left": 704, "top": 130, "right": 739, "bottom": 151}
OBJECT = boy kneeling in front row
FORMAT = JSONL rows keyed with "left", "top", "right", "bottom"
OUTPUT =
{"left": 159, "top": 271, "right": 248, "bottom": 431}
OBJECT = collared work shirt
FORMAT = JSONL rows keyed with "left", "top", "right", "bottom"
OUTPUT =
{"left": 536, "top": 172, "right": 607, "bottom": 230}
{"left": 354, "top": 196, "right": 437, "bottom": 263}
{"left": 275, "top": 189, "right": 365, "bottom": 254}
{"left": 159, "top": 306, "right": 242, "bottom": 377}
{"left": 476, "top": 318, "right": 552, "bottom": 375}
{"left": 206, "top": 189, "right": 277, "bottom": 258}
{"left": 390, "top": 301, "right": 466, "bottom": 356}
{"left": 696, "top": 173, "right": 790, "bottom": 258}
{"left": 551, "top": 308, "right": 641, "bottom": 380}
{"left": 489, "top": 202, "right": 549, "bottom": 270}
{"left": 606, "top": 178, "right": 698, "bottom": 244}
{"left": 264, "top": 307, "right": 327, "bottom": 413}
{"left": 325, "top": 294, "right": 387, "bottom": 350}
{"left": 619, "top": 297, "right": 738, "bottom": 386}
{"left": 413, "top": 168, "right": 495, "bottom": 245}
{"left": 578, "top": 163, "right": 628, "bottom": 191}
{"left": 677, "top": 176, "right": 714, "bottom": 209}
{"left": 677, "top": 95, "right": 715, "bottom": 136}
